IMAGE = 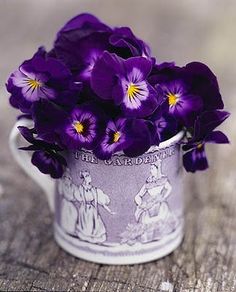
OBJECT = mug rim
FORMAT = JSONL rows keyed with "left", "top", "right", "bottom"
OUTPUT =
{"left": 147, "top": 130, "right": 185, "bottom": 152}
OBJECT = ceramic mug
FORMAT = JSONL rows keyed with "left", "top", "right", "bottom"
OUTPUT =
{"left": 10, "top": 118, "right": 184, "bottom": 265}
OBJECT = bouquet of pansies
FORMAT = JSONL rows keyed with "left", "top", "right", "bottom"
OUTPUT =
{"left": 6, "top": 13, "right": 230, "bottom": 178}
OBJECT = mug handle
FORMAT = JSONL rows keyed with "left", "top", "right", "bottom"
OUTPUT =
{"left": 9, "top": 118, "right": 55, "bottom": 212}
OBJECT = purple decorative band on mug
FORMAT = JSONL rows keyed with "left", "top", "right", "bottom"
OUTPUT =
{"left": 54, "top": 133, "right": 184, "bottom": 264}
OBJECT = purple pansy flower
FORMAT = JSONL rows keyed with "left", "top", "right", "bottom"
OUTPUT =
{"left": 53, "top": 14, "right": 151, "bottom": 84}
{"left": 7, "top": 48, "right": 80, "bottom": 114}
{"left": 161, "top": 79, "right": 203, "bottom": 125}
{"left": 94, "top": 118, "right": 132, "bottom": 160}
{"left": 183, "top": 110, "right": 230, "bottom": 172}
{"left": 149, "top": 64, "right": 203, "bottom": 126}
{"left": 10, "top": 64, "right": 55, "bottom": 102}
{"left": 55, "top": 32, "right": 111, "bottom": 82}
{"left": 53, "top": 13, "right": 112, "bottom": 81}
{"left": 60, "top": 104, "right": 104, "bottom": 150}
{"left": 18, "top": 126, "right": 66, "bottom": 178}
{"left": 91, "top": 52, "right": 161, "bottom": 117}
{"left": 95, "top": 118, "right": 153, "bottom": 159}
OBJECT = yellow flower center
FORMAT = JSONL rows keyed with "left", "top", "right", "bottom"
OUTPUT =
{"left": 73, "top": 121, "right": 84, "bottom": 134}
{"left": 167, "top": 93, "right": 178, "bottom": 106}
{"left": 197, "top": 143, "right": 203, "bottom": 149}
{"left": 127, "top": 83, "right": 140, "bottom": 100}
{"left": 27, "top": 79, "right": 42, "bottom": 90}
{"left": 113, "top": 131, "right": 121, "bottom": 143}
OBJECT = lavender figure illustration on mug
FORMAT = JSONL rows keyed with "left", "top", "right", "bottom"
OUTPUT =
{"left": 58, "top": 168, "right": 115, "bottom": 244}
{"left": 58, "top": 169, "right": 78, "bottom": 236}
{"left": 121, "top": 159, "right": 178, "bottom": 245}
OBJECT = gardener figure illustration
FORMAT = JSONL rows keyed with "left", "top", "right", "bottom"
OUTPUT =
{"left": 134, "top": 159, "right": 178, "bottom": 243}
{"left": 74, "top": 170, "right": 115, "bottom": 244}
{"left": 120, "top": 159, "right": 179, "bottom": 245}
{"left": 58, "top": 169, "right": 78, "bottom": 236}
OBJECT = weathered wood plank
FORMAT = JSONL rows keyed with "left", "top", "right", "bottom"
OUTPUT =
{"left": 1, "top": 0, "right": 236, "bottom": 291}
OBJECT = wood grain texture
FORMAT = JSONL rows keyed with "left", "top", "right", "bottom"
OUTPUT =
{"left": 1, "top": 147, "right": 236, "bottom": 292}
{"left": 0, "top": 1, "right": 236, "bottom": 291}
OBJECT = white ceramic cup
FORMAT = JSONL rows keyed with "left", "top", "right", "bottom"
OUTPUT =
{"left": 10, "top": 118, "right": 184, "bottom": 265}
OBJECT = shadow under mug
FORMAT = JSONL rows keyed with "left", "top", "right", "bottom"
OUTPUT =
{"left": 10, "top": 118, "right": 184, "bottom": 265}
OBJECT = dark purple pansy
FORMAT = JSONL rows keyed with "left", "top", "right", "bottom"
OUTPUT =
{"left": 31, "top": 150, "right": 66, "bottom": 179}
{"left": 182, "top": 110, "right": 230, "bottom": 172}
{"left": 60, "top": 104, "right": 104, "bottom": 150}
{"left": 55, "top": 32, "right": 111, "bottom": 82}
{"left": 31, "top": 99, "right": 68, "bottom": 144}
{"left": 94, "top": 118, "right": 132, "bottom": 160}
{"left": 53, "top": 13, "right": 112, "bottom": 81}
{"left": 6, "top": 48, "right": 80, "bottom": 114}
{"left": 149, "top": 64, "right": 203, "bottom": 126}
{"left": 18, "top": 126, "right": 66, "bottom": 178}
{"left": 91, "top": 52, "right": 161, "bottom": 118}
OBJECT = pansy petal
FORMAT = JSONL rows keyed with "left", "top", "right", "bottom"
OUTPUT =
{"left": 123, "top": 119, "right": 151, "bottom": 157}
{"left": 153, "top": 114, "right": 178, "bottom": 143}
{"left": 19, "top": 65, "right": 37, "bottom": 80}
{"left": 11, "top": 70, "right": 28, "bottom": 87}
{"left": 32, "top": 99, "right": 68, "bottom": 143}
{"left": 57, "top": 13, "right": 111, "bottom": 35}
{"left": 124, "top": 57, "right": 152, "bottom": 80}
{"left": 9, "top": 92, "right": 32, "bottom": 113}
{"left": 54, "top": 13, "right": 111, "bottom": 75}
{"left": 31, "top": 150, "right": 65, "bottom": 178}
{"left": 22, "top": 86, "right": 40, "bottom": 102}
{"left": 170, "top": 94, "right": 203, "bottom": 126}
{"left": 91, "top": 51, "right": 124, "bottom": 99}
{"left": 185, "top": 62, "right": 224, "bottom": 110}
{"left": 32, "top": 57, "right": 71, "bottom": 80}
{"left": 121, "top": 83, "right": 159, "bottom": 118}
{"left": 194, "top": 110, "right": 230, "bottom": 140}
{"left": 39, "top": 86, "right": 56, "bottom": 99}
{"left": 18, "top": 126, "right": 35, "bottom": 143}
{"left": 109, "top": 27, "right": 151, "bottom": 57}
{"left": 154, "top": 61, "right": 175, "bottom": 71}
{"left": 183, "top": 147, "right": 209, "bottom": 172}
{"left": 205, "top": 130, "right": 229, "bottom": 144}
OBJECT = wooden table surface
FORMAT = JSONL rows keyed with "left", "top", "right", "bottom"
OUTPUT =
{"left": 0, "top": 1, "right": 236, "bottom": 291}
